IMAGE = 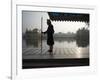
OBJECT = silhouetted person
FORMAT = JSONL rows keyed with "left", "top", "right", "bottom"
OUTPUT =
{"left": 43, "top": 19, "right": 54, "bottom": 52}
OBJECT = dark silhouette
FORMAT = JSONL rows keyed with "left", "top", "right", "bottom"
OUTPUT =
{"left": 43, "top": 19, "right": 54, "bottom": 52}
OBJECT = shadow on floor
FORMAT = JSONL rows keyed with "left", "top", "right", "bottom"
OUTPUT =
{"left": 22, "top": 58, "right": 89, "bottom": 69}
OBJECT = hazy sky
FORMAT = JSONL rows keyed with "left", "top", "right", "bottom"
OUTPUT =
{"left": 22, "top": 11, "right": 88, "bottom": 33}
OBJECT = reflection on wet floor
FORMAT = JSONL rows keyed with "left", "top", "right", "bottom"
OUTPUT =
{"left": 22, "top": 39, "right": 89, "bottom": 59}
{"left": 23, "top": 47, "right": 89, "bottom": 59}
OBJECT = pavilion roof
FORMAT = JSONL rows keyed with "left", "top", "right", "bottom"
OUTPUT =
{"left": 48, "top": 12, "right": 89, "bottom": 22}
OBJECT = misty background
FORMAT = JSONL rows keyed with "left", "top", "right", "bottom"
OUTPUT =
{"left": 22, "top": 11, "right": 88, "bottom": 34}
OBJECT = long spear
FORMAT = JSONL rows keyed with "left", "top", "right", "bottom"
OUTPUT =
{"left": 41, "top": 17, "right": 43, "bottom": 54}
